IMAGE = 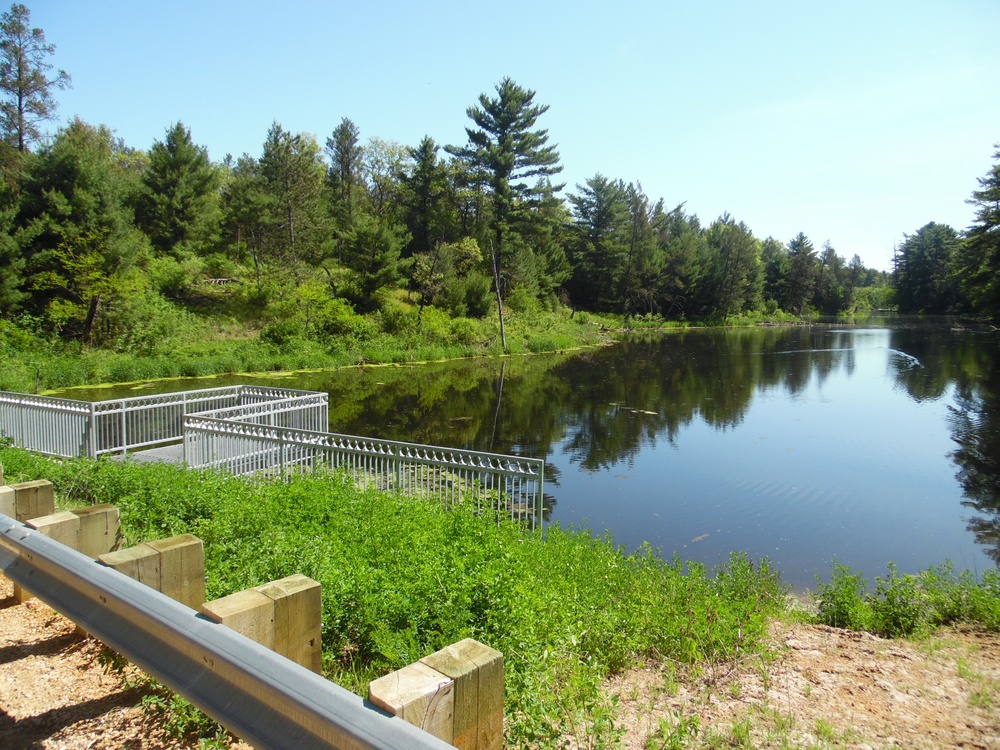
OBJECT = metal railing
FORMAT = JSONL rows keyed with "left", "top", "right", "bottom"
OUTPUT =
{"left": 0, "top": 386, "right": 327, "bottom": 458}
{"left": 89, "top": 386, "right": 245, "bottom": 456}
{"left": 195, "top": 393, "right": 330, "bottom": 433}
{"left": 0, "top": 391, "right": 93, "bottom": 458}
{"left": 2, "top": 384, "right": 544, "bottom": 529}
{"left": 0, "top": 514, "right": 453, "bottom": 750}
{"left": 184, "top": 417, "right": 546, "bottom": 530}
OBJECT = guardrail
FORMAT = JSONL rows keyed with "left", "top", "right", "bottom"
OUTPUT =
{"left": 183, "top": 418, "right": 546, "bottom": 530}
{"left": 0, "top": 512, "right": 454, "bottom": 750}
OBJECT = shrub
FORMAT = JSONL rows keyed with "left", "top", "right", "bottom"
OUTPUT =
{"left": 816, "top": 561, "right": 1000, "bottom": 636}
{"left": 449, "top": 317, "right": 481, "bottom": 346}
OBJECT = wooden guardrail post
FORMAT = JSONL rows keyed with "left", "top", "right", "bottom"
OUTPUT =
{"left": 9, "top": 479, "right": 56, "bottom": 522}
{"left": 5, "top": 480, "right": 57, "bottom": 602}
{"left": 202, "top": 573, "right": 323, "bottom": 673}
{"left": 147, "top": 535, "right": 206, "bottom": 610}
{"left": 369, "top": 638, "right": 504, "bottom": 750}
{"left": 0, "top": 485, "right": 13, "bottom": 518}
{"left": 72, "top": 504, "right": 122, "bottom": 558}
{"left": 99, "top": 534, "right": 206, "bottom": 610}
{"left": 11, "top": 505, "right": 122, "bottom": 604}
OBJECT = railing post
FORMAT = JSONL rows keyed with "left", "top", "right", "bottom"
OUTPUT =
{"left": 120, "top": 400, "right": 127, "bottom": 455}
{"left": 537, "top": 463, "right": 545, "bottom": 532}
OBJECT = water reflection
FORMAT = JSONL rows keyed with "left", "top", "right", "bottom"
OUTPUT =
{"left": 887, "top": 322, "right": 1000, "bottom": 563}
{"left": 53, "top": 319, "right": 1000, "bottom": 585}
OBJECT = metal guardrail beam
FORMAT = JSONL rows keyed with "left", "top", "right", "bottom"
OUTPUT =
{"left": 0, "top": 514, "right": 454, "bottom": 750}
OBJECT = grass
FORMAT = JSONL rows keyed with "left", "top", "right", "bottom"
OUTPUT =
{"left": 0, "top": 302, "right": 623, "bottom": 394}
{"left": 0, "top": 446, "right": 787, "bottom": 747}
{"left": 6, "top": 443, "right": 998, "bottom": 747}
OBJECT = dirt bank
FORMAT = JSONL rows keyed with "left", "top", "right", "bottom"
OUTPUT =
{"left": 2, "top": 576, "right": 998, "bottom": 749}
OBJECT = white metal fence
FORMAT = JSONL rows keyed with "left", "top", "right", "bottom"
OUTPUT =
{"left": 0, "top": 391, "right": 92, "bottom": 458}
{"left": 0, "top": 386, "right": 326, "bottom": 458}
{"left": 194, "top": 393, "right": 330, "bottom": 433}
{"left": 2, "top": 384, "right": 545, "bottom": 529}
{"left": 184, "top": 417, "right": 546, "bottom": 530}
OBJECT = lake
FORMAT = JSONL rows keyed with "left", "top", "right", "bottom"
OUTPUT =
{"left": 59, "top": 317, "right": 1000, "bottom": 590}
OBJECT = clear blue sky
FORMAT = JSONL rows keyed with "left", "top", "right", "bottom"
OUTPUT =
{"left": 28, "top": 0, "right": 1000, "bottom": 271}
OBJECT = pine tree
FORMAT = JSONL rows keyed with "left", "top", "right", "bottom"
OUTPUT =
{"left": 259, "top": 122, "right": 327, "bottom": 265}
{"left": 786, "top": 232, "right": 817, "bottom": 314}
{"left": 0, "top": 3, "right": 70, "bottom": 151}
{"left": 14, "top": 119, "right": 149, "bottom": 340}
{"left": 447, "top": 78, "right": 562, "bottom": 297}
{"left": 326, "top": 117, "right": 362, "bottom": 230}
{"left": 956, "top": 144, "right": 1000, "bottom": 319}
{"left": 894, "top": 222, "right": 962, "bottom": 313}
{"left": 137, "top": 122, "right": 221, "bottom": 257}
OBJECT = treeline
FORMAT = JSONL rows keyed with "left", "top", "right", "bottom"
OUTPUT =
{"left": 0, "top": 100, "right": 892, "bottom": 349}
{"left": 2, "top": 4, "right": 996, "bottom": 358}
{"left": 893, "top": 141, "right": 1000, "bottom": 320}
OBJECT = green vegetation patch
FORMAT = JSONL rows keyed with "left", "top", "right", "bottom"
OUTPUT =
{"left": 816, "top": 560, "right": 1000, "bottom": 636}
{"left": 0, "top": 446, "right": 785, "bottom": 745}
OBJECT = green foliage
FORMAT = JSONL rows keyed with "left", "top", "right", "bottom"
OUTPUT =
{"left": 141, "top": 691, "right": 230, "bottom": 748}
{"left": 692, "top": 214, "right": 763, "bottom": 319}
{"left": 815, "top": 562, "right": 872, "bottom": 630}
{"left": 955, "top": 143, "right": 1000, "bottom": 320}
{"left": 893, "top": 222, "right": 964, "bottom": 313}
{"left": 646, "top": 712, "right": 701, "bottom": 750}
{"left": 446, "top": 77, "right": 563, "bottom": 305}
{"left": 136, "top": 122, "right": 221, "bottom": 258}
{"left": 816, "top": 561, "right": 1000, "bottom": 636}
{"left": 14, "top": 118, "right": 151, "bottom": 341}
{"left": 341, "top": 213, "right": 412, "bottom": 309}
{"left": 1, "top": 447, "right": 786, "bottom": 747}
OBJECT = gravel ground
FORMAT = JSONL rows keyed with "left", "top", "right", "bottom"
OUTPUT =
{"left": 604, "top": 621, "right": 1000, "bottom": 749}
{"left": 0, "top": 575, "right": 247, "bottom": 750}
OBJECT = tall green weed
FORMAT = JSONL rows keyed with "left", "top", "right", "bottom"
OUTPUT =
{"left": 816, "top": 560, "right": 1000, "bottom": 636}
{"left": 0, "top": 447, "right": 786, "bottom": 746}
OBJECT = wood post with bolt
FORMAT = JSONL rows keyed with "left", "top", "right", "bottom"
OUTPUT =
{"left": 202, "top": 573, "right": 323, "bottom": 673}
{"left": 9, "top": 479, "right": 56, "bottom": 523}
{"left": 9, "top": 500, "right": 120, "bottom": 604}
{"left": 369, "top": 638, "right": 504, "bottom": 750}
{"left": 99, "top": 534, "right": 206, "bottom": 610}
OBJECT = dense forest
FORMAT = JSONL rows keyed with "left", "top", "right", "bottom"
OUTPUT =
{"left": 0, "top": 4, "right": 997, "bottom": 362}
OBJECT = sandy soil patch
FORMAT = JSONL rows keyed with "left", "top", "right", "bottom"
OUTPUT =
{"left": 606, "top": 620, "right": 1000, "bottom": 749}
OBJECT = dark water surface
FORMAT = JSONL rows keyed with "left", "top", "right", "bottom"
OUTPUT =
{"left": 61, "top": 318, "right": 1000, "bottom": 590}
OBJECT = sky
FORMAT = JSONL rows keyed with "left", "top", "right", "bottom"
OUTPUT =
{"left": 23, "top": 0, "right": 1000, "bottom": 271}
